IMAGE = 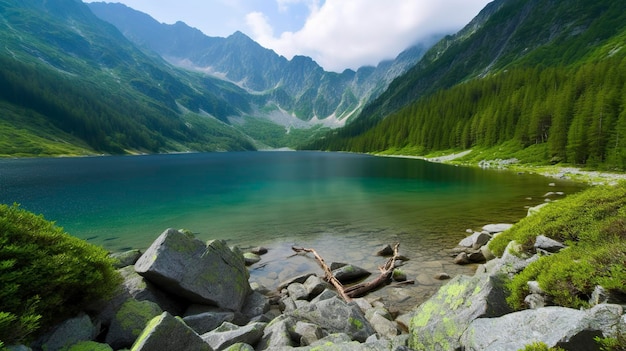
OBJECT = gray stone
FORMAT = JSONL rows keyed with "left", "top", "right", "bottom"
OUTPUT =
{"left": 408, "top": 272, "right": 512, "bottom": 351}
{"left": 105, "top": 298, "right": 163, "bottom": 349}
{"left": 131, "top": 312, "right": 212, "bottom": 351}
{"left": 279, "top": 295, "right": 297, "bottom": 313}
{"left": 290, "top": 296, "right": 375, "bottom": 342}
{"left": 224, "top": 343, "right": 255, "bottom": 351}
{"left": 367, "top": 313, "right": 399, "bottom": 339}
{"left": 250, "top": 247, "right": 268, "bottom": 255}
{"left": 303, "top": 275, "right": 328, "bottom": 299}
{"left": 294, "top": 321, "right": 325, "bottom": 346}
{"left": 376, "top": 244, "right": 394, "bottom": 256}
{"left": 460, "top": 304, "right": 624, "bottom": 351}
{"left": 241, "top": 291, "right": 270, "bottom": 319}
{"left": 201, "top": 322, "right": 267, "bottom": 351}
{"left": 277, "top": 273, "right": 316, "bottom": 291}
{"left": 110, "top": 249, "right": 142, "bottom": 269}
{"left": 332, "top": 264, "right": 371, "bottom": 283}
{"left": 287, "top": 282, "right": 309, "bottom": 301}
{"left": 453, "top": 252, "right": 470, "bottom": 265}
{"left": 468, "top": 250, "right": 486, "bottom": 263}
{"left": 257, "top": 315, "right": 298, "bottom": 350}
{"left": 525, "top": 293, "right": 548, "bottom": 309}
{"left": 527, "top": 280, "right": 544, "bottom": 295}
{"left": 392, "top": 268, "right": 407, "bottom": 282}
{"left": 183, "top": 311, "right": 236, "bottom": 335}
{"left": 135, "top": 229, "right": 251, "bottom": 311}
{"left": 528, "top": 203, "right": 550, "bottom": 216}
{"left": 39, "top": 314, "right": 97, "bottom": 351}
{"left": 309, "top": 333, "right": 352, "bottom": 346}
{"left": 310, "top": 289, "right": 338, "bottom": 304}
{"left": 482, "top": 223, "right": 513, "bottom": 234}
{"left": 352, "top": 298, "right": 373, "bottom": 314}
{"left": 480, "top": 245, "right": 496, "bottom": 261}
{"left": 243, "top": 252, "right": 261, "bottom": 266}
{"left": 458, "top": 232, "right": 492, "bottom": 249}
{"left": 534, "top": 235, "right": 566, "bottom": 253}
{"left": 365, "top": 307, "right": 393, "bottom": 322}
{"left": 118, "top": 266, "right": 185, "bottom": 315}
{"left": 433, "top": 272, "right": 451, "bottom": 280}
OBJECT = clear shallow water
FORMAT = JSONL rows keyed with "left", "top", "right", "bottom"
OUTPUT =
{"left": 0, "top": 151, "right": 585, "bottom": 310}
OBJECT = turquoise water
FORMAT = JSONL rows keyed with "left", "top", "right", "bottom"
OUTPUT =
{"left": 0, "top": 151, "right": 584, "bottom": 306}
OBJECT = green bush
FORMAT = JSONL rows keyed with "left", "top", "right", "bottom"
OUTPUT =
{"left": 518, "top": 341, "right": 565, "bottom": 351}
{"left": 0, "top": 204, "right": 121, "bottom": 345}
{"left": 488, "top": 183, "right": 626, "bottom": 310}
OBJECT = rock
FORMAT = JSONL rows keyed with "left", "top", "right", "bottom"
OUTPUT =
{"left": 482, "top": 223, "right": 513, "bottom": 234}
{"left": 589, "top": 285, "right": 626, "bottom": 306}
{"left": 250, "top": 247, "right": 268, "bottom": 255}
{"left": 135, "top": 229, "right": 251, "bottom": 311}
{"left": 131, "top": 312, "right": 212, "bottom": 351}
{"left": 183, "top": 311, "right": 236, "bottom": 335}
{"left": 458, "top": 232, "right": 492, "bottom": 249}
{"left": 527, "top": 281, "right": 544, "bottom": 295}
{"left": 392, "top": 268, "right": 407, "bottom": 282}
{"left": 534, "top": 235, "right": 566, "bottom": 253}
{"left": 460, "top": 304, "right": 624, "bottom": 351}
{"left": 257, "top": 315, "right": 297, "bottom": 350}
{"left": 287, "top": 282, "right": 310, "bottom": 301}
{"left": 525, "top": 293, "right": 548, "bottom": 309}
{"left": 468, "top": 250, "right": 486, "bottom": 263}
{"left": 117, "top": 266, "right": 186, "bottom": 315}
{"left": 294, "top": 321, "right": 325, "bottom": 346}
{"left": 277, "top": 273, "right": 316, "bottom": 291}
{"left": 279, "top": 296, "right": 297, "bottom": 313}
{"left": 64, "top": 341, "right": 113, "bottom": 351}
{"left": 433, "top": 273, "right": 451, "bottom": 280}
{"left": 528, "top": 203, "right": 550, "bottom": 216}
{"left": 332, "top": 264, "right": 371, "bottom": 283}
{"left": 290, "top": 296, "right": 375, "bottom": 342}
{"left": 453, "top": 252, "right": 470, "bottom": 265}
{"left": 224, "top": 343, "right": 255, "bottom": 351}
{"left": 105, "top": 298, "right": 163, "bottom": 349}
{"left": 38, "top": 314, "right": 97, "bottom": 351}
{"left": 309, "top": 333, "right": 352, "bottom": 346}
{"left": 201, "top": 322, "right": 267, "bottom": 350}
{"left": 549, "top": 182, "right": 556, "bottom": 187}
{"left": 110, "top": 249, "right": 143, "bottom": 269}
{"left": 408, "top": 272, "right": 511, "bottom": 351}
{"left": 303, "top": 275, "right": 328, "bottom": 299}
{"left": 241, "top": 291, "right": 270, "bottom": 319}
{"left": 368, "top": 313, "right": 399, "bottom": 339}
{"left": 376, "top": 244, "right": 394, "bottom": 256}
{"left": 243, "top": 252, "right": 261, "bottom": 266}
{"left": 480, "top": 245, "right": 496, "bottom": 261}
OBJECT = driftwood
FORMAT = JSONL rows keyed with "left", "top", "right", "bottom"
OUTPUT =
{"left": 291, "top": 243, "right": 401, "bottom": 302}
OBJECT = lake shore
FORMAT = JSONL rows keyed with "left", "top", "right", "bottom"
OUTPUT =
{"left": 375, "top": 150, "right": 626, "bottom": 186}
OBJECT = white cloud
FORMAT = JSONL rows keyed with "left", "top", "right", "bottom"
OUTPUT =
{"left": 247, "top": 0, "right": 492, "bottom": 72}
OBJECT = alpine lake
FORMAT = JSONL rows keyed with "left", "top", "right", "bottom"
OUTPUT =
{"left": 0, "top": 151, "right": 585, "bottom": 311}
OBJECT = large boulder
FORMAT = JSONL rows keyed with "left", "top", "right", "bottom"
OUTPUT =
{"left": 105, "top": 298, "right": 163, "bottom": 349}
{"left": 460, "top": 304, "right": 624, "bottom": 351}
{"left": 36, "top": 314, "right": 98, "bottom": 351}
{"left": 201, "top": 322, "right": 267, "bottom": 351}
{"left": 131, "top": 312, "right": 212, "bottom": 351}
{"left": 408, "top": 271, "right": 511, "bottom": 351}
{"left": 332, "top": 264, "right": 371, "bottom": 284}
{"left": 135, "top": 229, "right": 251, "bottom": 311}
{"left": 290, "top": 296, "right": 375, "bottom": 342}
{"left": 118, "top": 266, "right": 186, "bottom": 315}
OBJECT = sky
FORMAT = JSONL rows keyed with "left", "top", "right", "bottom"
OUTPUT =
{"left": 84, "top": 0, "right": 493, "bottom": 72}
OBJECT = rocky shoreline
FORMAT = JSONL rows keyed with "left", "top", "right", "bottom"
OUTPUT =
{"left": 15, "top": 206, "right": 626, "bottom": 350}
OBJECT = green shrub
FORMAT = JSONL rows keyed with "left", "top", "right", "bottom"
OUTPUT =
{"left": 0, "top": 204, "right": 121, "bottom": 345}
{"left": 518, "top": 341, "right": 565, "bottom": 351}
{"left": 488, "top": 183, "right": 626, "bottom": 310}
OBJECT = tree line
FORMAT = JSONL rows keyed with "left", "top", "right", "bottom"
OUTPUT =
{"left": 309, "top": 55, "right": 626, "bottom": 170}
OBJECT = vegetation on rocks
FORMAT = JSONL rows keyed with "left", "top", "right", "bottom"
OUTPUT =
{"left": 488, "top": 183, "right": 626, "bottom": 309}
{"left": 0, "top": 204, "right": 121, "bottom": 345}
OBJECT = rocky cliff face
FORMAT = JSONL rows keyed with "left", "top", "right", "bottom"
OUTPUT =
{"left": 88, "top": 2, "right": 432, "bottom": 126}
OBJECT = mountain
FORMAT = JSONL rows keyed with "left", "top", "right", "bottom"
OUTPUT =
{"left": 311, "top": 0, "right": 626, "bottom": 170}
{"left": 0, "top": 0, "right": 259, "bottom": 155}
{"left": 87, "top": 2, "right": 433, "bottom": 127}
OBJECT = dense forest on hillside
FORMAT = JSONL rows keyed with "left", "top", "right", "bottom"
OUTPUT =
{"left": 309, "top": 53, "right": 626, "bottom": 170}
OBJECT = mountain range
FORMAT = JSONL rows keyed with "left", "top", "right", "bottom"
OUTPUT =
{"left": 0, "top": 0, "right": 431, "bottom": 156}
{"left": 1, "top": 0, "right": 625, "bottom": 170}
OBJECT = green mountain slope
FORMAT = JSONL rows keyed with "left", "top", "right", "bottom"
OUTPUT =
{"left": 310, "top": 0, "right": 626, "bottom": 169}
{"left": 0, "top": 0, "right": 255, "bottom": 156}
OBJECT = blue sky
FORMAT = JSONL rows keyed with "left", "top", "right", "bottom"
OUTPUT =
{"left": 84, "top": 0, "right": 493, "bottom": 72}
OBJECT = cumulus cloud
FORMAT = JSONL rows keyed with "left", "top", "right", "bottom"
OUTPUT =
{"left": 247, "top": 0, "right": 492, "bottom": 72}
